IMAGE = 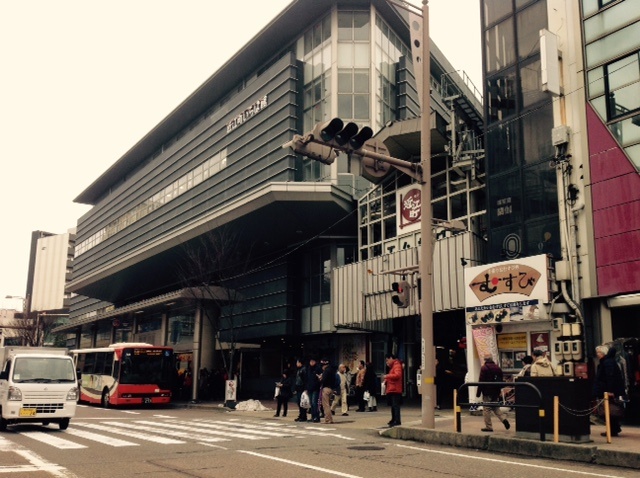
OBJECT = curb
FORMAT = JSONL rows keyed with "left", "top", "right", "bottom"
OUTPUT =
{"left": 380, "top": 427, "right": 640, "bottom": 470}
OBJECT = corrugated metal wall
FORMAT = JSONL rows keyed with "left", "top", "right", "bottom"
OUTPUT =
{"left": 332, "top": 232, "right": 485, "bottom": 330}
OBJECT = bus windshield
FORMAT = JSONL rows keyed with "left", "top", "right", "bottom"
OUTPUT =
{"left": 13, "top": 357, "right": 76, "bottom": 383}
{"left": 119, "top": 348, "right": 173, "bottom": 387}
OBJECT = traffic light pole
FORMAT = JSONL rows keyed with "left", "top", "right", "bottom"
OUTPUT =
{"left": 419, "top": 0, "right": 436, "bottom": 429}
{"left": 282, "top": 0, "right": 435, "bottom": 430}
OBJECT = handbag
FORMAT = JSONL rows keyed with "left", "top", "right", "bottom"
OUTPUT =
{"left": 596, "top": 396, "right": 626, "bottom": 419}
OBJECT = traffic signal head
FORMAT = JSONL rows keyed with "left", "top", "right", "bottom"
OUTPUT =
{"left": 311, "top": 118, "right": 373, "bottom": 153}
{"left": 391, "top": 280, "right": 410, "bottom": 308}
{"left": 282, "top": 135, "right": 337, "bottom": 165}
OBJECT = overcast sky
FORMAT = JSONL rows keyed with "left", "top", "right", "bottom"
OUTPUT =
{"left": 0, "top": 0, "right": 481, "bottom": 311}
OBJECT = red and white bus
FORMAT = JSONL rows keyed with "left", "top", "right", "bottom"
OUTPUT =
{"left": 72, "top": 343, "right": 174, "bottom": 407}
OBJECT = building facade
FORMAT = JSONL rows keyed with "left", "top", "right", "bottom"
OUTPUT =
{"left": 470, "top": 0, "right": 640, "bottom": 421}
{"left": 56, "top": 0, "right": 484, "bottom": 400}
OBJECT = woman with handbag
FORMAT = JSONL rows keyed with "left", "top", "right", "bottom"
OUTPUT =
{"left": 274, "top": 369, "right": 294, "bottom": 417}
{"left": 594, "top": 345, "right": 626, "bottom": 437}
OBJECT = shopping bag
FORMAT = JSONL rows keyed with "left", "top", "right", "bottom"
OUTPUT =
{"left": 274, "top": 384, "right": 281, "bottom": 399}
{"left": 300, "top": 390, "right": 311, "bottom": 409}
{"left": 363, "top": 391, "right": 371, "bottom": 401}
{"left": 381, "top": 381, "right": 387, "bottom": 396}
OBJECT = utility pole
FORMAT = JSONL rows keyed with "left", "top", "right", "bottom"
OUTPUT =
{"left": 418, "top": 0, "right": 435, "bottom": 429}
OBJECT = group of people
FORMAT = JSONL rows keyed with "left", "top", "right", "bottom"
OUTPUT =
{"left": 273, "top": 354, "right": 404, "bottom": 428}
{"left": 476, "top": 345, "right": 628, "bottom": 437}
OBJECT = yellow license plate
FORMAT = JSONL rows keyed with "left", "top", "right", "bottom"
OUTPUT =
{"left": 19, "top": 408, "right": 37, "bottom": 417}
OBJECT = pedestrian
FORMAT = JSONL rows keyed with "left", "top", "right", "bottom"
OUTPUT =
{"left": 530, "top": 349, "right": 556, "bottom": 377}
{"left": 476, "top": 354, "right": 510, "bottom": 432}
{"left": 319, "top": 359, "right": 337, "bottom": 424}
{"left": 593, "top": 345, "right": 626, "bottom": 437}
{"left": 516, "top": 355, "right": 533, "bottom": 378}
{"left": 354, "top": 360, "right": 367, "bottom": 412}
{"left": 305, "top": 357, "right": 322, "bottom": 423}
{"left": 274, "top": 369, "right": 294, "bottom": 417}
{"left": 331, "top": 363, "right": 349, "bottom": 416}
{"left": 383, "top": 354, "right": 403, "bottom": 427}
{"left": 294, "top": 358, "right": 308, "bottom": 422}
{"left": 364, "top": 361, "right": 378, "bottom": 411}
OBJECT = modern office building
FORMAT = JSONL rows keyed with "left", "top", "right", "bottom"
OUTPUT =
{"left": 55, "top": 0, "right": 485, "bottom": 400}
{"left": 468, "top": 0, "right": 639, "bottom": 420}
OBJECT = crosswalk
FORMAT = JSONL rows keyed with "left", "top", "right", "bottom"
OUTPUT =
{"left": 11, "top": 417, "right": 356, "bottom": 451}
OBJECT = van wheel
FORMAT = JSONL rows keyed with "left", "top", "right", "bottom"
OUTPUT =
{"left": 101, "top": 390, "right": 110, "bottom": 408}
{"left": 59, "top": 418, "right": 70, "bottom": 430}
{"left": 0, "top": 418, "right": 6, "bottom": 432}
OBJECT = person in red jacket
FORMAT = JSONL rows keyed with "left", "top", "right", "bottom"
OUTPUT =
{"left": 383, "top": 354, "right": 404, "bottom": 427}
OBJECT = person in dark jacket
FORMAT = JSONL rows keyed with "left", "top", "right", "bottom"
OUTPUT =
{"left": 364, "top": 361, "right": 378, "bottom": 411}
{"left": 476, "top": 354, "right": 510, "bottom": 432}
{"left": 594, "top": 345, "right": 626, "bottom": 436}
{"left": 274, "top": 369, "right": 294, "bottom": 417}
{"left": 319, "top": 359, "right": 337, "bottom": 424}
{"left": 305, "top": 357, "right": 322, "bottom": 423}
{"left": 294, "top": 358, "right": 308, "bottom": 422}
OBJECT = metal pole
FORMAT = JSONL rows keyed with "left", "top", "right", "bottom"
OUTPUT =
{"left": 420, "top": 0, "right": 435, "bottom": 428}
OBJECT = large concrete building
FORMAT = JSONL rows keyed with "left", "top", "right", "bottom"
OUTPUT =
{"left": 55, "top": 0, "right": 484, "bottom": 400}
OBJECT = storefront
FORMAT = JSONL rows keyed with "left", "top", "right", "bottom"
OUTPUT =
{"left": 462, "top": 254, "right": 565, "bottom": 385}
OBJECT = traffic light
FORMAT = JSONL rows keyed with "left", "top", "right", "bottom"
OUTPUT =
{"left": 391, "top": 280, "right": 410, "bottom": 308}
{"left": 310, "top": 118, "right": 374, "bottom": 153}
{"left": 282, "top": 135, "right": 338, "bottom": 165}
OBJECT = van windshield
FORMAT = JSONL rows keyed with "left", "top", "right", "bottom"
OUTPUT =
{"left": 12, "top": 357, "right": 76, "bottom": 383}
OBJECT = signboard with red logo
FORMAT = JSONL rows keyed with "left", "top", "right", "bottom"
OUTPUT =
{"left": 396, "top": 185, "right": 421, "bottom": 234}
{"left": 464, "top": 254, "right": 552, "bottom": 325}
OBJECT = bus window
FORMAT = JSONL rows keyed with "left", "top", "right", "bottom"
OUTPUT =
{"left": 82, "top": 352, "right": 96, "bottom": 374}
{"left": 104, "top": 352, "right": 114, "bottom": 376}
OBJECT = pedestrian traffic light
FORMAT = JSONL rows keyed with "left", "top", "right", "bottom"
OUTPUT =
{"left": 310, "top": 118, "right": 374, "bottom": 153}
{"left": 391, "top": 280, "right": 410, "bottom": 308}
{"left": 282, "top": 134, "right": 338, "bottom": 165}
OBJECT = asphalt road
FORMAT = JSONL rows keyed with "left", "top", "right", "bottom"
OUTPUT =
{"left": 0, "top": 404, "right": 636, "bottom": 478}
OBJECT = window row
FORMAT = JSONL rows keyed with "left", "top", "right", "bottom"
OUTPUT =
{"left": 76, "top": 149, "right": 228, "bottom": 257}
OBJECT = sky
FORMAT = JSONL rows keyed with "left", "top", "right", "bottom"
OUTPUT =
{"left": 0, "top": 0, "right": 481, "bottom": 311}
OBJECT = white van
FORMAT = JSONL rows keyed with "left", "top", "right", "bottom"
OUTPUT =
{"left": 0, "top": 347, "right": 78, "bottom": 430}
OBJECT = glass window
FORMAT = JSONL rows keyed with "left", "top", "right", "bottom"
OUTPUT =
{"left": 584, "top": 0, "right": 640, "bottom": 43}
{"left": 585, "top": 22, "right": 640, "bottom": 69}
{"left": 516, "top": 1, "right": 546, "bottom": 60}
{"left": 520, "top": 58, "right": 547, "bottom": 107}
{"left": 606, "top": 53, "right": 640, "bottom": 120}
{"left": 486, "top": 69, "right": 517, "bottom": 123}
{"left": 522, "top": 104, "right": 554, "bottom": 164}
{"left": 587, "top": 66, "right": 605, "bottom": 98}
{"left": 353, "top": 11, "right": 370, "bottom": 41}
{"left": 489, "top": 171, "right": 522, "bottom": 227}
{"left": 523, "top": 162, "right": 558, "bottom": 219}
{"left": 484, "top": 0, "right": 513, "bottom": 27}
{"left": 486, "top": 17, "right": 516, "bottom": 73}
{"left": 486, "top": 121, "right": 519, "bottom": 172}
{"left": 608, "top": 115, "right": 640, "bottom": 147}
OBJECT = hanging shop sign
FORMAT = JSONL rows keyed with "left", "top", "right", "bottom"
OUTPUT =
{"left": 396, "top": 185, "right": 421, "bottom": 234}
{"left": 226, "top": 95, "right": 268, "bottom": 133}
{"left": 464, "top": 254, "right": 552, "bottom": 325}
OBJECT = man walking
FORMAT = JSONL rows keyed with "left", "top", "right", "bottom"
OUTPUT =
{"left": 306, "top": 357, "right": 322, "bottom": 423}
{"left": 331, "top": 363, "right": 349, "bottom": 416}
{"left": 319, "top": 359, "right": 337, "bottom": 424}
{"left": 476, "top": 354, "right": 510, "bottom": 432}
{"left": 383, "top": 354, "right": 403, "bottom": 427}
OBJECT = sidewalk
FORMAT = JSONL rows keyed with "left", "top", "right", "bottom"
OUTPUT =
{"left": 183, "top": 399, "right": 640, "bottom": 470}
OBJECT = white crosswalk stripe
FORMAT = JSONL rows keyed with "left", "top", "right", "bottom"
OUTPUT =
{"left": 63, "top": 428, "right": 139, "bottom": 447}
{"left": 72, "top": 421, "right": 185, "bottom": 445}
{"left": 20, "top": 432, "right": 86, "bottom": 450}
{"left": 14, "top": 417, "right": 354, "bottom": 452}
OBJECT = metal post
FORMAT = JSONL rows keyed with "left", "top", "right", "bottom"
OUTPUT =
{"left": 420, "top": 0, "right": 435, "bottom": 429}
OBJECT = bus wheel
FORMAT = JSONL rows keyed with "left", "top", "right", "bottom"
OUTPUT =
{"left": 0, "top": 417, "right": 6, "bottom": 432}
{"left": 59, "top": 418, "right": 70, "bottom": 430}
{"left": 42, "top": 421, "right": 50, "bottom": 426}
{"left": 101, "top": 390, "right": 110, "bottom": 408}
